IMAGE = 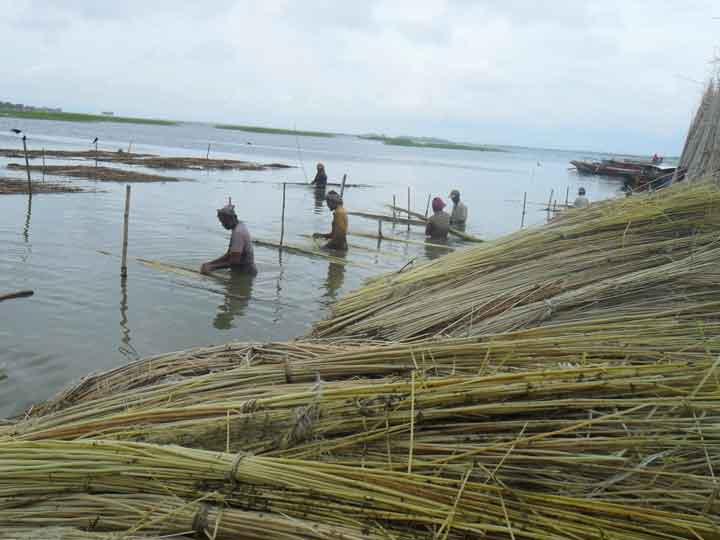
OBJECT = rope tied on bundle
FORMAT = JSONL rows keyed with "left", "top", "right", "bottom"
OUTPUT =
{"left": 280, "top": 375, "right": 324, "bottom": 449}
{"left": 191, "top": 502, "right": 211, "bottom": 535}
{"left": 540, "top": 299, "right": 556, "bottom": 321}
{"left": 225, "top": 451, "right": 251, "bottom": 485}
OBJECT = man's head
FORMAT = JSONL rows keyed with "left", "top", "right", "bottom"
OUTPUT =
{"left": 578, "top": 187, "right": 586, "bottom": 196}
{"left": 449, "top": 189, "right": 460, "bottom": 204}
{"left": 217, "top": 204, "right": 238, "bottom": 230}
{"left": 317, "top": 162, "right": 325, "bottom": 172}
{"left": 326, "top": 190, "right": 342, "bottom": 210}
{"left": 432, "top": 197, "right": 446, "bottom": 213}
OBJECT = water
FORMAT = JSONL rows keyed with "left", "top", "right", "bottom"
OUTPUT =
{"left": 0, "top": 118, "right": 625, "bottom": 417}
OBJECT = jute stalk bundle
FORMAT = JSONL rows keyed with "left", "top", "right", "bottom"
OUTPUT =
{"left": 0, "top": 493, "right": 387, "bottom": 540}
{"left": 313, "top": 181, "right": 720, "bottom": 339}
{"left": 0, "top": 439, "right": 717, "bottom": 540}
{"left": 4, "top": 360, "right": 718, "bottom": 509}
{"left": 0, "top": 528, "right": 193, "bottom": 540}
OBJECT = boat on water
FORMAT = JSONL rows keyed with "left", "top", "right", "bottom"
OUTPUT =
{"left": 570, "top": 157, "right": 675, "bottom": 190}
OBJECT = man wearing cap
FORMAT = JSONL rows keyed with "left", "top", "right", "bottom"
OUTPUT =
{"left": 201, "top": 204, "right": 257, "bottom": 275}
{"left": 426, "top": 197, "right": 450, "bottom": 241}
{"left": 313, "top": 190, "right": 348, "bottom": 250}
{"left": 448, "top": 189, "right": 468, "bottom": 226}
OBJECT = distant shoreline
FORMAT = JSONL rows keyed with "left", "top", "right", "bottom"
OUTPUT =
{"left": 0, "top": 109, "right": 177, "bottom": 126}
{"left": 360, "top": 134, "right": 506, "bottom": 153}
{"left": 215, "top": 124, "right": 335, "bottom": 138}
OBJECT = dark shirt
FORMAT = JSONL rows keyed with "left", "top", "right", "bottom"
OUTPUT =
{"left": 311, "top": 171, "right": 327, "bottom": 187}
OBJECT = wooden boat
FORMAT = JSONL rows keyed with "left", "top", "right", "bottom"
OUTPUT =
{"left": 571, "top": 159, "right": 675, "bottom": 184}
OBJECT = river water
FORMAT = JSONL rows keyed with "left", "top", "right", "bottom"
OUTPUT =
{"left": 0, "top": 117, "right": 626, "bottom": 417}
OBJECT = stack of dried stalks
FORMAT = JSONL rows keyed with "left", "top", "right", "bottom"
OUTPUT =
{"left": 677, "top": 79, "right": 720, "bottom": 182}
{"left": 313, "top": 181, "right": 720, "bottom": 340}
{"left": 0, "top": 434, "right": 717, "bottom": 540}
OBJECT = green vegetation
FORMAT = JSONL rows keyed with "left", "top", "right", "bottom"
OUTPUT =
{"left": 0, "top": 109, "right": 178, "bottom": 126}
{"left": 360, "top": 134, "right": 505, "bottom": 152}
{"left": 215, "top": 124, "right": 336, "bottom": 138}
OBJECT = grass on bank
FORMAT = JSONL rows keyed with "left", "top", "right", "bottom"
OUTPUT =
{"left": 360, "top": 134, "right": 506, "bottom": 152}
{"left": 215, "top": 124, "right": 336, "bottom": 138}
{"left": 0, "top": 109, "right": 177, "bottom": 126}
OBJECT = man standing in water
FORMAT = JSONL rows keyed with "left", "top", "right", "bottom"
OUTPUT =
{"left": 426, "top": 197, "right": 450, "bottom": 241}
{"left": 310, "top": 162, "right": 327, "bottom": 187}
{"left": 448, "top": 189, "right": 468, "bottom": 226}
{"left": 201, "top": 203, "right": 257, "bottom": 275}
{"left": 574, "top": 187, "right": 590, "bottom": 208}
{"left": 313, "top": 190, "right": 348, "bottom": 250}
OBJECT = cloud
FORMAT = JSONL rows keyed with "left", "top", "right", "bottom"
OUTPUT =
{"left": 0, "top": 0, "right": 717, "bottom": 153}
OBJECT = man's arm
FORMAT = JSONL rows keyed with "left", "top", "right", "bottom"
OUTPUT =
{"left": 425, "top": 221, "right": 433, "bottom": 236}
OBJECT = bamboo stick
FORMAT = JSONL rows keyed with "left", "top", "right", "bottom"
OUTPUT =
{"left": 120, "top": 185, "right": 131, "bottom": 278}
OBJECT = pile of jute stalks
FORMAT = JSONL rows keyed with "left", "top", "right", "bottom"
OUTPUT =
{"left": 2, "top": 180, "right": 719, "bottom": 540}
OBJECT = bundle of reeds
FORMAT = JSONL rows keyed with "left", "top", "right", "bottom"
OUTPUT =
{"left": 677, "top": 79, "right": 720, "bottom": 182}
{"left": 0, "top": 528, "right": 193, "bottom": 540}
{"left": 313, "top": 181, "right": 720, "bottom": 339}
{"left": 6, "top": 359, "right": 718, "bottom": 506}
{"left": 28, "top": 340, "right": 356, "bottom": 417}
{"left": 0, "top": 494, "right": 387, "bottom": 540}
{"left": 0, "top": 438, "right": 717, "bottom": 540}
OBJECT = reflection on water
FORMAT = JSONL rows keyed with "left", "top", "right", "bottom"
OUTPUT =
{"left": 313, "top": 185, "right": 326, "bottom": 214}
{"left": 213, "top": 270, "right": 256, "bottom": 330}
{"left": 424, "top": 238, "right": 449, "bottom": 261}
{"left": 323, "top": 254, "right": 346, "bottom": 301}
{"left": 23, "top": 195, "right": 31, "bottom": 243}
{"left": 118, "top": 276, "right": 139, "bottom": 361}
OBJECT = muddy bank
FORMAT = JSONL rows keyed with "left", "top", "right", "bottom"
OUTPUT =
{"left": 0, "top": 177, "right": 86, "bottom": 194}
{"left": 0, "top": 148, "right": 293, "bottom": 171}
{"left": 7, "top": 164, "right": 183, "bottom": 183}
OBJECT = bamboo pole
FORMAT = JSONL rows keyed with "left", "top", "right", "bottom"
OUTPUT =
{"left": 206, "top": 144, "right": 211, "bottom": 160}
{"left": 120, "top": 185, "right": 131, "bottom": 278}
{"left": 42, "top": 147, "right": 46, "bottom": 182}
{"left": 424, "top": 194, "right": 431, "bottom": 219}
{"left": 280, "top": 182, "right": 287, "bottom": 248}
{"left": 0, "top": 290, "right": 34, "bottom": 303}
{"left": 127, "top": 141, "right": 133, "bottom": 153}
{"left": 520, "top": 191, "right": 527, "bottom": 228}
{"left": 340, "top": 174, "right": 348, "bottom": 199}
{"left": 392, "top": 195, "right": 397, "bottom": 223}
{"left": 407, "top": 187, "right": 411, "bottom": 231}
{"left": 546, "top": 189, "right": 554, "bottom": 221}
{"left": 565, "top": 186, "right": 570, "bottom": 206}
{"left": 22, "top": 136, "right": 31, "bottom": 195}
{"left": 378, "top": 219, "right": 383, "bottom": 239}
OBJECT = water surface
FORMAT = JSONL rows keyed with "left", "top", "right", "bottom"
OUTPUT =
{"left": 0, "top": 118, "right": 625, "bottom": 416}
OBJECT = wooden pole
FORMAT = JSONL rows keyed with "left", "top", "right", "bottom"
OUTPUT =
{"left": 206, "top": 143, "right": 211, "bottom": 160}
{"left": 407, "top": 187, "right": 411, "bottom": 231}
{"left": 120, "top": 185, "right": 131, "bottom": 278}
{"left": 378, "top": 219, "right": 383, "bottom": 238}
{"left": 42, "top": 147, "right": 46, "bottom": 182}
{"left": 546, "top": 188, "right": 554, "bottom": 221}
{"left": 392, "top": 195, "right": 397, "bottom": 222}
{"left": 340, "top": 174, "right": 347, "bottom": 199}
{"left": 22, "top": 136, "right": 32, "bottom": 195}
{"left": 520, "top": 191, "right": 527, "bottom": 228}
{"left": 0, "top": 289, "right": 34, "bottom": 303}
{"left": 128, "top": 141, "right": 133, "bottom": 153}
{"left": 280, "top": 182, "right": 287, "bottom": 248}
{"left": 565, "top": 186, "right": 570, "bottom": 207}
{"left": 94, "top": 140, "right": 98, "bottom": 169}
{"left": 424, "top": 193, "right": 431, "bottom": 219}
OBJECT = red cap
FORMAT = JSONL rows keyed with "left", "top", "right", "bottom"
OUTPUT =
{"left": 432, "top": 197, "right": 446, "bottom": 212}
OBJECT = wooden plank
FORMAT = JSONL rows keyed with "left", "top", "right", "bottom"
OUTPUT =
{"left": 384, "top": 205, "right": 484, "bottom": 242}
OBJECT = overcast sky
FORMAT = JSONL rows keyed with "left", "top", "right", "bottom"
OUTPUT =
{"left": 1, "top": 1, "right": 718, "bottom": 154}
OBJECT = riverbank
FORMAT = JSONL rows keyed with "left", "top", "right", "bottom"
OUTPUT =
{"left": 0, "top": 109, "right": 177, "bottom": 126}
{"left": 215, "top": 123, "right": 336, "bottom": 137}
{"left": 361, "top": 134, "right": 506, "bottom": 152}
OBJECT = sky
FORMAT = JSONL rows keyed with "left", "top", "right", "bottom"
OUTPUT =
{"left": 0, "top": 1, "right": 718, "bottom": 154}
